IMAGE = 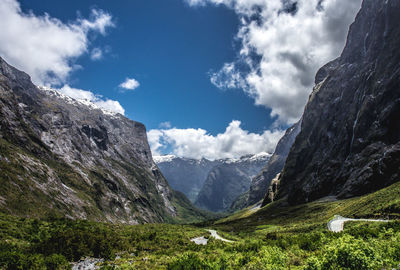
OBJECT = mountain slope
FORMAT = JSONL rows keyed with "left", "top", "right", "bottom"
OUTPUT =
{"left": 0, "top": 56, "right": 206, "bottom": 224}
{"left": 246, "top": 120, "right": 301, "bottom": 207}
{"left": 268, "top": 0, "right": 400, "bottom": 206}
{"left": 195, "top": 154, "right": 270, "bottom": 212}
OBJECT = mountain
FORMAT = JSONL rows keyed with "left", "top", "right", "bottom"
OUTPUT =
{"left": 244, "top": 120, "right": 301, "bottom": 207}
{"left": 154, "top": 155, "right": 219, "bottom": 202}
{"left": 0, "top": 56, "right": 207, "bottom": 224}
{"left": 194, "top": 153, "right": 270, "bottom": 212}
{"left": 264, "top": 0, "right": 400, "bottom": 206}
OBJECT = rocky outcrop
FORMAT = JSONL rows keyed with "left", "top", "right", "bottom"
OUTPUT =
{"left": 270, "top": 0, "right": 400, "bottom": 205}
{"left": 262, "top": 173, "right": 281, "bottom": 205}
{"left": 247, "top": 120, "right": 301, "bottom": 206}
{"left": 0, "top": 56, "right": 205, "bottom": 223}
{"left": 194, "top": 154, "right": 270, "bottom": 212}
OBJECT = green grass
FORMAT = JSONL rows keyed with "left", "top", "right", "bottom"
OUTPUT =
{"left": 214, "top": 181, "right": 400, "bottom": 234}
{"left": 0, "top": 181, "right": 399, "bottom": 269}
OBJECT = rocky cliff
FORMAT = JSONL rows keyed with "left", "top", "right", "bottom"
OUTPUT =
{"left": 0, "top": 56, "right": 206, "bottom": 223}
{"left": 194, "top": 153, "right": 270, "bottom": 212}
{"left": 246, "top": 120, "right": 301, "bottom": 207}
{"left": 268, "top": 0, "right": 400, "bottom": 205}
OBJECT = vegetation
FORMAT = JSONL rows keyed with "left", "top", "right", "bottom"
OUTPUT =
{"left": 0, "top": 181, "right": 399, "bottom": 269}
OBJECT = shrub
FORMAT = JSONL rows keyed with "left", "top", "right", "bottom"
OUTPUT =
{"left": 243, "top": 246, "right": 287, "bottom": 270}
{"left": 45, "top": 254, "right": 70, "bottom": 270}
{"left": 304, "top": 235, "right": 382, "bottom": 270}
{"left": 167, "top": 252, "right": 212, "bottom": 270}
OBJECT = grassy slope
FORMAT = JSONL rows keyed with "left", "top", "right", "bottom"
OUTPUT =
{"left": 215, "top": 181, "right": 400, "bottom": 234}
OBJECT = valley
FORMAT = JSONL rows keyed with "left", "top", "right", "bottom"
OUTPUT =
{"left": 155, "top": 153, "right": 270, "bottom": 212}
{"left": 0, "top": 0, "right": 399, "bottom": 269}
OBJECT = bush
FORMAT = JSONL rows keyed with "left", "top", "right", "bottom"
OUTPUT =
{"left": 32, "top": 222, "right": 117, "bottom": 261}
{"left": 167, "top": 252, "right": 212, "bottom": 270}
{"left": 297, "top": 232, "right": 325, "bottom": 251}
{"left": 243, "top": 246, "right": 287, "bottom": 270}
{"left": 45, "top": 254, "right": 69, "bottom": 270}
{"left": 304, "top": 235, "right": 382, "bottom": 270}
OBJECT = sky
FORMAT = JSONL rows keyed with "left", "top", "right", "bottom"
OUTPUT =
{"left": 0, "top": 0, "right": 362, "bottom": 160}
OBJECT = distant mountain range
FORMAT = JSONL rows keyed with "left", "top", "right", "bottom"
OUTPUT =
{"left": 154, "top": 153, "right": 270, "bottom": 212}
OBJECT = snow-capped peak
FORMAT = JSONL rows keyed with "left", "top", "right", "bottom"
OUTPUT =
{"left": 248, "top": 152, "right": 272, "bottom": 162}
{"left": 153, "top": 155, "right": 177, "bottom": 163}
{"left": 219, "top": 152, "right": 271, "bottom": 164}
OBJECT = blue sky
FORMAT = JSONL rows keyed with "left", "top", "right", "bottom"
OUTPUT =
{"left": 0, "top": 0, "right": 362, "bottom": 159}
{"left": 18, "top": 0, "right": 273, "bottom": 134}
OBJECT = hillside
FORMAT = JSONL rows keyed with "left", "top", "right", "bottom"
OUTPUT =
{"left": 0, "top": 56, "right": 208, "bottom": 224}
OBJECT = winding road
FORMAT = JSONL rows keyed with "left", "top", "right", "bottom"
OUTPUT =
{"left": 327, "top": 215, "right": 389, "bottom": 232}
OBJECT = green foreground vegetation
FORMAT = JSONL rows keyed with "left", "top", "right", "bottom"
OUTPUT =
{"left": 1, "top": 181, "right": 400, "bottom": 269}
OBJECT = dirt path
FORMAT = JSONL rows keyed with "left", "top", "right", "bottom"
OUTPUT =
{"left": 327, "top": 215, "right": 389, "bottom": 232}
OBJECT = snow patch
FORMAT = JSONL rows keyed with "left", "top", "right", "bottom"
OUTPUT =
{"left": 221, "top": 152, "right": 271, "bottom": 164}
{"left": 154, "top": 152, "right": 271, "bottom": 164}
{"left": 153, "top": 155, "right": 177, "bottom": 163}
{"left": 38, "top": 86, "right": 120, "bottom": 117}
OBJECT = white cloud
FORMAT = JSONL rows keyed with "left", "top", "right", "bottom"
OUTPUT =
{"left": 187, "top": 0, "right": 362, "bottom": 124}
{"left": 58, "top": 85, "right": 125, "bottom": 115}
{"left": 0, "top": 0, "right": 114, "bottom": 85}
{"left": 90, "top": 48, "right": 103, "bottom": 60}
{"left": 79, "top": 9, "right": 114, "bottom": 35}
{"left": 210, "top": 62, "right": 246, "bottom": 89}
{"left": 148, "top": 120, "right": 284, "bottom": 160}
{"left": 159, "top": 121, "right": 172, "bottom": 129}
{"left": 147, "top": 129, "right": 165, "bottom": 156}
{"left": 119, "top": 78, "right": 140, "bottom": 90}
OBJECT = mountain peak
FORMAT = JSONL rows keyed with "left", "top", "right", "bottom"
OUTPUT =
{"left": 38, "top": 86, "right": 122, "bottom": 118}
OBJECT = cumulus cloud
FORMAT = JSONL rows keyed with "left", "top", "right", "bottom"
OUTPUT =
{"left": 119, "top": 78, "right": 140, "bottom": 90}
{"left": 187, "top": 0, "right": 362, "bottom": 124}
{"left": 59, "top": 85, "right": 125, "bottom": 115}
{"left": 90, "top": 48, "right": 103, "bottom": 60}
{"left": 0, "top": 0, "right": 114, "bottom": 85}
{"left": 148, "top": 120, "right": 284, "bottom": 160}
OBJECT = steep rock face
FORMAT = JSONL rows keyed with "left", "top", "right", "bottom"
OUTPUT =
{"left": 262, "top": 173, "right": 281, "bottom": 205}
{"left": 273, "top": 0, "right": 400, "bottom": 205}
{"left": 154, "top": 156, "right": 219, "bottom": 202}
{"left": 247, "top": 120, "right": 301, "bottom": 206}
{"left": 195, "top": 154, "right": 270, "bottom": 212}
{"left": 0, "top": 57, "right": 202, "bottom": 223}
